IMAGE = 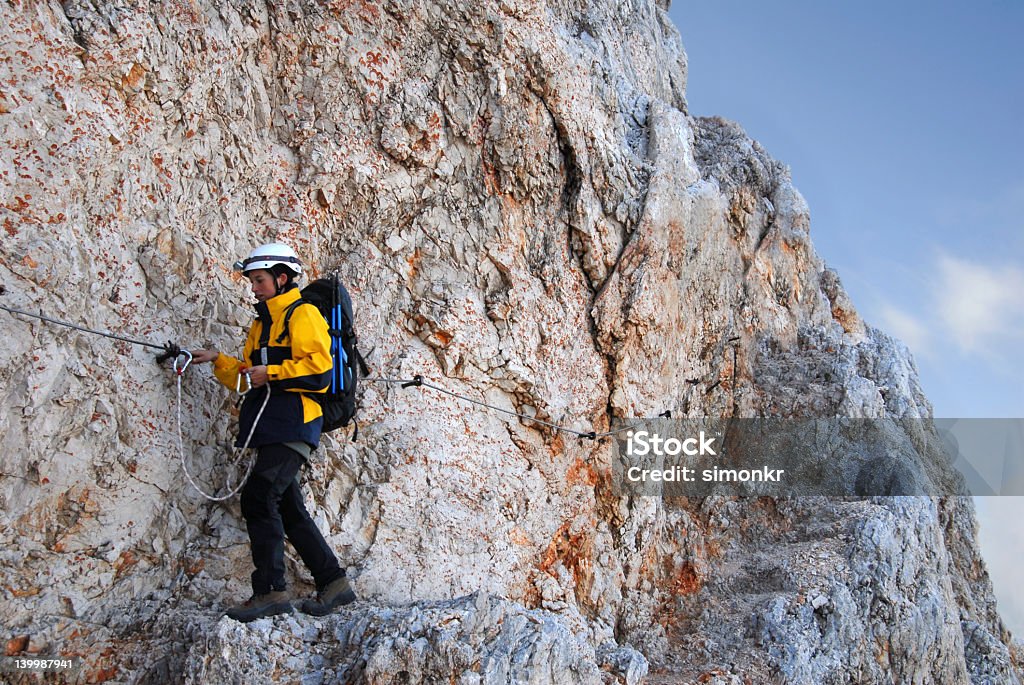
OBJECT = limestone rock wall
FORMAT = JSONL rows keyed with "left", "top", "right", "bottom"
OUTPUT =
{"left": 0, "top": 1, "right": 1019, "bottom": 683}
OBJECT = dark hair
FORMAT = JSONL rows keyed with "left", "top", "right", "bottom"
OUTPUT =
{"left": 270, "top": 264, "right": 299, "bottom": 288}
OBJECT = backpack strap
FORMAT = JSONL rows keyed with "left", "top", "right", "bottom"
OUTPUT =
{"left": 275, "top": 299, "right": 306, "bottom": 345}
{"left": 354, "top": 345, "right": 371, "bottom": 376}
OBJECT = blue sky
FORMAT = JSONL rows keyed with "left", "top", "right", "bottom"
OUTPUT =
{"left": 667, "top": 1, "right": 1023, "bottom": 419}
{"left": 666, "top": 0, "right": 1023, "bottom": 635}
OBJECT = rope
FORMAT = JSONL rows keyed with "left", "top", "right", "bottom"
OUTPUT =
{"left": 0, "top": 303, "right": 174, "bottom": 353}
{"left": 175, "top": 356, "right": 264, "bottom": 501}
{"left": 363, "top": 375, "right": 637, "bottom": 440}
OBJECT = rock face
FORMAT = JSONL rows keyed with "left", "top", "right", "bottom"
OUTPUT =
{"left": 0, "top": 1, "right": 1019, "bottom": 683}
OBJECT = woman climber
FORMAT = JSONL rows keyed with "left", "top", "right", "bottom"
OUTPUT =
{"left": 191, "top": 242, "right": 355, "bottom": 622}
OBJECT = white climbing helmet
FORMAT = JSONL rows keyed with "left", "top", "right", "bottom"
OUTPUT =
{"left": 235, "top": 242, "right": 303, "bottom": 275}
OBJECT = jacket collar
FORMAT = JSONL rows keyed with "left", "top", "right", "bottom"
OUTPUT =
{"left": 254, "top": 285, "right": 301, "bottom": 321}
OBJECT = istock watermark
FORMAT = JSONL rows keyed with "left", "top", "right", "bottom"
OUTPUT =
{"left": 610, "top": 418, "right": 1024, "bottom": 497}
{"left": 624, "top": 430, "right": 718, "bottom": 456}
{"left": 622, "top": 429, "right": 786, "bottom": 484}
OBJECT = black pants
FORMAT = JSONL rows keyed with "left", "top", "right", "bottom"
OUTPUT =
{"left": 239, "top": 443, "right": 344, "bottom": 595}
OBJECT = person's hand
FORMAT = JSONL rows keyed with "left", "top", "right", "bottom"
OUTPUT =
{"left": 191, "top": 349, "right": 219, "bottom": 364}
{"left": 246, "top": 365, "right": 269, "bottom": 387}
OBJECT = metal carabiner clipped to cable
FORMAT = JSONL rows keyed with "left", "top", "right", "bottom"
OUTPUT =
{"left": 173, "top": 349, "right": 193, "bottom": 376}
{"left": 236, "top": 368, "right": 251, "bottom": 395}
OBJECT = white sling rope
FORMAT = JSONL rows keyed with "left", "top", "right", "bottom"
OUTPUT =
{"left": 174, "top": 352, "right": 266, "bottom": 501}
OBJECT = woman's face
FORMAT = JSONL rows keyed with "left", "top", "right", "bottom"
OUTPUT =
{"left": 247, "top": 269, "right": 284, "bottom": 302}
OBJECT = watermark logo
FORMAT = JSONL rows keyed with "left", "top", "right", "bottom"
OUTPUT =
{"left": 625, "top": 430, "right": 718, "bottom": 457}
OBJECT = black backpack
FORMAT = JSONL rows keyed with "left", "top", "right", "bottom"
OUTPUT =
{"left": 279, "top": 275, "right": 368, "bottom": 436}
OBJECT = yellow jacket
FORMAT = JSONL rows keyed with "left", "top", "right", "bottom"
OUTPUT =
{"left": 213, "top": 286, "right": 332, "bottom": 447}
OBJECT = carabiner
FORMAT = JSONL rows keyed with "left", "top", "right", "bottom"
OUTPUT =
{"left": 236, "top": 368, "right": 251, "bottom": 395}
{"left": 173, "top": 349, "right": 193, "bottom": 376}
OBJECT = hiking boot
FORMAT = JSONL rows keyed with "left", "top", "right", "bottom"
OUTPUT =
{"left": 225, "top": 590, "right": 293, "bottom": 622}
{"left": 297, "top": 576, "right": 356, "bottom": 616}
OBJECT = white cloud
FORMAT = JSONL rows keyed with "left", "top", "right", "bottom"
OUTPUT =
{"left": 933, "top": 254, "right": 1024, "bottom": 355}
{"left": 877, "top": 304, "right": 931, "bottom": 357}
